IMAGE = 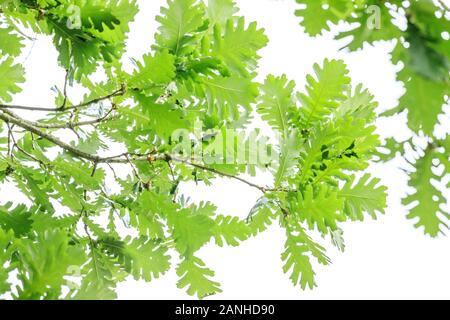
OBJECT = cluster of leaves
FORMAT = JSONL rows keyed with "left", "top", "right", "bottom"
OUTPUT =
{"left": 0, "top": 0, "right": 385, "bottom": 299}
{"left": 257, "top": 60, "right": 386, "bottom": 289}
{"left": 0, "top": 0, "right": 138, "bottom": 80}
{"left": 295, "top": 0, "right": 450, "bottom": 237}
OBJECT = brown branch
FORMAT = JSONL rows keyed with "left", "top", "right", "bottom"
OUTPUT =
{"left": 0, "top": 87, "right": 125, "bottom": 112}
{"left": 0, "top": 110, "right": 108, "bottom": 162}
{"left": 437, "top": 0, "right": 450, "bottom": 12}
{"left": 1, "top": 109, "right": 115, "bottom": 129}
{"left": 0, "top": 109, "right": 280, "bottom": 193}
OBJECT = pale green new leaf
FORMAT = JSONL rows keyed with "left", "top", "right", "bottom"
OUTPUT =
{"left": 282, "top": 226, "right": 330, "bottom": 290}
{"left": 128, "top": 51, "right": 176, "bottom": 90}
{"left": 340, "top": 174, "right": 387, "bottom": 221}
{"left": 298, "top": 59, "right": 351, "bottom": 127}
{"left": 176, "top": 256, "right": 222, "bottom": 299}
{"left": 0, "top": 229, "right": 14, "bottom": 295}
{"left": 15, "top": 230, "right": 86, "bottom": 300}
{"left": 211, "top": 17, "right": 268, "bottom": 77}
{"left": 275, "top": 130, "right": 301, "bottom": 187}
{"left": 247, "top": 201, "right": 275, "bottom": 236}
{"left": 207, "top": 0, "right": 238, "bottom": 26}
{"left": 399, "top": 71, "right": 447, "bottom": 136}
{"left": 154, "top": 0, "right": 206, "bottom": 56}
{"left": 257, "top": 75, "right": 295, "bottom": 135}
{"left": 0, "top": 58, "right": 25, "bottom": 102}
{"left": 294, "top": 185, "right": 345, "bottom": 234}
{"left": 71, "top": 246, "right": 118, "bottom": 300}
{"left": 184, "top": 75, "right": 258, "bottom": 120}
{"left": 101, "top": 236, "right": 171, "bottom": 282}
{"left": 167, "top": 205, "right": 215, "bottom": 256}
{"left": 213, "top": 215, "right": 250, "bottom": 247}
{"left": 335, "top": 2, "right": 402, "bottom": 51}
{"left": 295, "top": 0, "right": 350, "bottom": 36}
{"left": 0, "top": 27, "right": 24, "bottom": 57}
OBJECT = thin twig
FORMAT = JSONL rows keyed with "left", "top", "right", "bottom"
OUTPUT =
{"left": 7, "top": 126, "right": 45, "bottom": 166}
{"left": 106, "top": 163, "right": 119, "bottom": 181}
{"left": 168, "top": 155, "right": 274, "bottom": 193}
{"left": 6, "top": 122, "right": 12, "bottom": 158}
{"left": 60, "top": 69, "right": 70, "bottom": 109}
{"left": 437, "top": 0, "right": 450, "bottom": 12}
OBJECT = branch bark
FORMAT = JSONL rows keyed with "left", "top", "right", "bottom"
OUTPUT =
{"left": 1, "top": 109, "right": 115, "bottom": 129}
{"left": 0, "top": 87, "right": 125, "bottom": 112}
{"left": 0, "top": 109, "right": 278, "bottom": 193}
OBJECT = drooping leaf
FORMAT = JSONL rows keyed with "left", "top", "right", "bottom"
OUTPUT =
{"left": 282, "top": 226, "right": 330, "bottom": 290}
{"left": 176, "top": 256, "right": 222, "bottom": 299}
{"left": 101, "top": 236, "right": 171, "bottom": 282}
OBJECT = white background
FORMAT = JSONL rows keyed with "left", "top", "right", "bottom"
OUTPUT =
{"left": 6, "top": 0, "right": 450, "bottom": 299}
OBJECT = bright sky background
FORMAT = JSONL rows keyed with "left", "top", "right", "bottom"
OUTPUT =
{"left": 5, "top": 0, "right": 450, "bottom": 299}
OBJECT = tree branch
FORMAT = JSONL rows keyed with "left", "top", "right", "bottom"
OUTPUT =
{"left": 0, "top": 109, "right": 279, "bottom": 193}
{"left": 1, "top": 109, "right": 115, "bottom": 129}
{"left": 0, "top": 87, "right": 125, "bottom": 112}
{"left": 437, "top": 0, "right": 450, "bottom": 12}
{"left": 0, "top": 110, "right": 109, "bottom": 162}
